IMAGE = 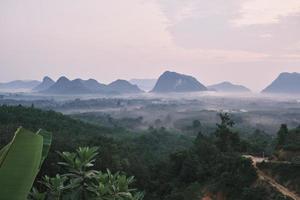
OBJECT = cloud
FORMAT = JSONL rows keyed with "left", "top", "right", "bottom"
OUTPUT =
{"left": 0, "top": 0, "right": 269, "bottom": 73}
{"left": 233, "top": 0, "right": 300, "bottom": 26}
{"left": 155, "top": 0, "right": 300, "bottom": 56}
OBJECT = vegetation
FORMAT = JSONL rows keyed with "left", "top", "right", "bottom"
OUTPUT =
{"left": 276, "top": 124, "right": 289, "bottom": 150}
{"left": 257, "top": 162, "right": 300, "bottom": 195}
{"left": 0, "top": 128, "right": 52, "bottom": 200}
{"left": 273, "top": 124, "right": 300, "bottom": 162}
{"left": 256, "top": 124, "right": 300, "bottom": 196}
{"left": 142, "top": 113, "right": 258, "bottom": 200}
{"left": 244, "top": 129, "right": 274, "bottom": 156}
{"left": 0, "top": 105, "right": 299, "bottom": 200}
{"left": 0, "top": 105, "right": 193, "bottom": 194}
{"left": 29, "top": 147, "right": 143, "bottom": 200}
{"left": 279, "top": 125, "right": 300, "bottom": 152}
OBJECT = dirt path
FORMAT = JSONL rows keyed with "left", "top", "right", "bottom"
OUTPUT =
{"left": 244, "top": 155, "right": 300, "bottom": 200}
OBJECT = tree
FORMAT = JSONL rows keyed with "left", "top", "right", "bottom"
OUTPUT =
{"left": 217, "top": 113, "right": 235, "bottom": 128}
{"left": 215, "top": 113, "right": 240, "bottom": 152}
{"left": 192, "top": 120, "right": 201, "bottom": 130}
{"left": 276, "top": 124, "right": 288, "bottom": 149}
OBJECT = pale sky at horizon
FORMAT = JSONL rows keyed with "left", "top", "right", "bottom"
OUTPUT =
{"left": 0, "top": 0, "right": 299, "bottom": 91}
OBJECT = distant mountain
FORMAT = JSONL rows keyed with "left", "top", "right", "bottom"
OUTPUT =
{"left": 40, "top": 77, "right": 143, "bottom": 95}
{"left": 32, "top": 76, "right": 55, "bottom": 92}
{"left": 43, "top": 76, "right": 91, "bottom": 94}
{"left": 129, "top": 79, "right": 157, "bottom": 91}
{"left": 79, "top": 79, "right": 108, "bottom": 93}
{"left": 107, "top": 79, "right": 143, "bottom": 94}
{"left": 262, "top": 72, "right": 300, "bottom": 94}
{"left": 0, "top": 80, "right": 40, "bottom": 90}
{"left": 208, "top": 81, "right": 251, "bottom": 93}
{"left": 151, "top": 71, "right": 207, "bottom": 93}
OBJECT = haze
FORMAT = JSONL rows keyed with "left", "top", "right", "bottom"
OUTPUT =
{"left": 0, "top": 0, "right": 299, "bottom": 91}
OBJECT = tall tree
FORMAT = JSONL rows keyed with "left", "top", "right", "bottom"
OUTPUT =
{"left": 215, "top": 113, "right": 240, "bottom": 152}
{"left": 276, "top": 124, "right": 288, "bottom": 149}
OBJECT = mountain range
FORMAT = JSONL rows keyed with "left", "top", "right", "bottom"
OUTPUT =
{"left": 42, "top": 77, "right": 91, "bottom": 94}
{"left": 1, "top": 71, "right": 299, "bottom": 95}
{"left": 36, "top": 76, "right": 143, "bottom": 95}
{"left": 208, "top": 81, "right": 251, "bottom": 93}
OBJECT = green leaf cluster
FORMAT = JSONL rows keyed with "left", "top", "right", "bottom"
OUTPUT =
{"left": 30, "top": 147, "right": 144, "bottom": 200}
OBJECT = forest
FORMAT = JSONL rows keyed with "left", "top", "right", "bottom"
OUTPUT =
{"left": 0, "top": 105, "right": 299, "bottom": 200}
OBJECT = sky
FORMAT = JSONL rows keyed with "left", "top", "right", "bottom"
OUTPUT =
{"left": 0, "top": 0, "right": 299, "bottom": 91}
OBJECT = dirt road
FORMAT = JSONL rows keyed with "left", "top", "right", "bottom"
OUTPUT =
{"left": 244, "top": 155, "right": 299, "bottom": 200}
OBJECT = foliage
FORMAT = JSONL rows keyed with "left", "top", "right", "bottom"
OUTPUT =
{"left": 276, "top": 124, "right": 288, "bottom": 149}
{"left": 30, "top": 147, "right": 144, "bottom": 200}
{"left": 142, "top": 114, "right": 258, "bottom": 200}
{"left": 214, "top": 113, "right": 241, "bottom": 152}
{"left": 0, "top": 127, "right": 51, "bottom": 200}
{"left": 39, "top": 174, "right": 68, "bottom": 199}
{"left": 283, "top": 126, "right": 300, "bottom": 151}
{"left": 244, "top": 129, "right": 274, "bottom": 156}
{"left": 257, "top": 162, "right": 300, "bottom": 194}
{"left": 1, "top": 106, "right": 298, "bottom": 200}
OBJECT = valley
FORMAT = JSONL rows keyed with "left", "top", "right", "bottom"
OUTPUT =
{"left": 1, "top": 91, "right": 299, "bottom": 135}
{"left": 0, "top": 80, "right": 299, "bottom": 199}
{"left": 1, "top": 1, "right": 299, "bottom": 198}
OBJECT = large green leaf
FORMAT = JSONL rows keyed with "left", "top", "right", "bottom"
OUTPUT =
{"left": 0, "top": 127, "right": 43, "bottom": 200}
{"left": 36, "top": 129, "right": 52, "bottom": 167}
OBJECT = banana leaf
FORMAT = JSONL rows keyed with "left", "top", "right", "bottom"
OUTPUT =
{"left": 0, "top": 127, "right": 51, "bottom": 200}
{"left": 36, "top": 129, "right": 52, "bottom": 167}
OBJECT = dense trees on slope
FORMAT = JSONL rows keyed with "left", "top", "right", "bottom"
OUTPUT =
{"left": 276, "top": 124, "right": 300, "bottom": 152}
{"left": 0, "top": 105, "right": 298, "bottom": 199}
{"left": 256, "top": 124, "right": 300, "bottom": 197}
{"left": 0, "top": 105, "right": 193, "bottom": 196}
{"left": 142, "top": 113, "right": 258, "bottom": 200}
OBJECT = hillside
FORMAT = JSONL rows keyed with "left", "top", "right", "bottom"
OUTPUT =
{"left": 151, "top": 71, "right": 207, "bottom": 93}
{"left": 208, "top": 81, "right": 251, "bottom": 93}
{"left": 0, "top": 105, "right": 296, "bottom": 200}
{"left": 257, "top": 162, "right": 300, "bottom": 196}
{"left": 262, "top": 72, "right": 300, "bottom": 94}
{"left": 81, "top": 78, "right": 108, "bottom": 93}
{"left": 32, "top": 76, "right": 55, "bottom": 92}
{"left": 0, "top": 105, "right": 119, "bottom": 176}
{"left": 108, "top": 79, "right": 143, "bottom": 94}
{"left": 0, "top": 105, "right": 113, "bottom": 144}
{"left": 0, "top": 80, "right": 40, "bottom": 90}
{"left": 255, "top": 125, "right": 300, "bottom": 198}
